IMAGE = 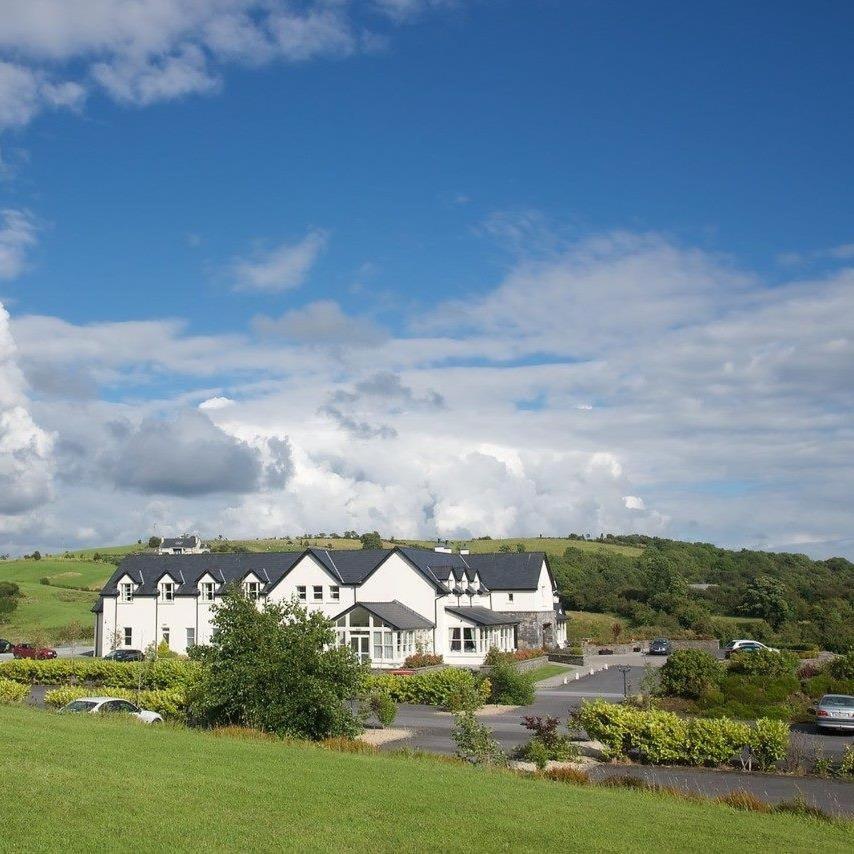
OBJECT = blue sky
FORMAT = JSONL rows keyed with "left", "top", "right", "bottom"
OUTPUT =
{"left": 0, "top": 1, "right": 852, "bottom": 557}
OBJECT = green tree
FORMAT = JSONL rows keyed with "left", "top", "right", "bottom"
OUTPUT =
{"left": 148, "top": 536, "right": 162, "bottom": 549}
{"left": 739, "top": 576, "right": 791, "bottom": 630}
{"left": 359, "top": 531, "right": 383, "bottom": 550}
{"left": 659, "top": 649, "right": 722, "bottom": 699}
{"left": 187, "top": 588, "right": 364, "bottom": 739}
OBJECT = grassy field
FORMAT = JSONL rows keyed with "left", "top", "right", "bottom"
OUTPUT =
{"left": 0, "top": 706, "right": 849, "bottom": 853}
{"left": 0, "top": 558, "right": 107, "bottom": 642}
{"left": 527, "top": 663, "right": 571, "bottom": 682}
{"left": 401, "top": 537, "right": 644, "bottom": 558}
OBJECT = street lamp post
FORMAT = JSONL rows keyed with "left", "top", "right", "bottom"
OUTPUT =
{"left": 618, "top": 665, "right": 632, "bottom": 698}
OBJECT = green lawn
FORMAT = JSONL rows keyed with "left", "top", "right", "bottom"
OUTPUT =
{"left": 527, "top": 663, "right": 571, "bottom": 682}
{"left": 0, "top": 706, "right": 848, "bottom": 853}
{"left": 0, "top": 558, "right": 108, "bottom": 642}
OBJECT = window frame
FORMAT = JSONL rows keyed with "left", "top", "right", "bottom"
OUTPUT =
{"left": 119, "top": 582, "right": 134, "bottom": 603}
{"left": 200, "top": 581, "right": 215, "bottom": 603}
{"left": 329, "top": 585, "right": 340, "bottom": 602}
{"left": 123, "top": 626, "right": 132, "bottom": 646}
{"left": 296, "top": 585, "right": 307, "bottom": 602}
{"left": 312, "top": 585, "right": 323, "bottom": 602}
{"left": 159, "top": 581, "right": 175, "bottom": 603}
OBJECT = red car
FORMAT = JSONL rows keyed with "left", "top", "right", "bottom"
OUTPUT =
{"left": 11, "top": 643, "right": 57, "bottom": 660}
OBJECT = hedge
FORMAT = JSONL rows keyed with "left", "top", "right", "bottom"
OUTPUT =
{"left": 0, "top": 677, "right": 29, "bottom": 704}
{"left": 367, "top": 668, "right": 490, "bottom": 708}
{"left": 0, "top": 658, "right": 198, "bottom": 689}
{"left": 43, "top": 686, "right": 186, "bottom": 721}
{"left": 576, "top": 700, "right": 789, "bottom": 770}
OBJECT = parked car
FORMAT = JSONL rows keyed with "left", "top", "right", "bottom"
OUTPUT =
{"left": 59, "top": 696, "right": 163, "bottom": 724}
{"left": 647, "top": 638, "right": 672, "bottom": 656}
{"left": 12, "top": 642, "right": 57, "bottom": 659}
{"left": 0, "top": 638, "right": 12, "bottom": 654}
{"left": 812, "top": 694, "right": 854, "bottom": 732}
{"left": 723, "top": 639, "right": 779, "bottom": 659}
{"left": 104, "top": 649, "right": 145, "bottom": 662}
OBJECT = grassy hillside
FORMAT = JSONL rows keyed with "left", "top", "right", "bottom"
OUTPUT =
{"left": 0, "top": 706, "right": 849, "bottom": 853}
{"left": 0, "top": 558, "right": 106, "bottom": 642}
{"left": 401, "top": 537, "right": 644, "bottom": 558}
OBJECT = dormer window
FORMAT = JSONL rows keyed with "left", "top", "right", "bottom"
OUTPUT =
{"left": 200, "top": 581, "right": 215, "bottom": 603}
{"left": 119, "top": 582, "right": 134, "bottom": 603}
{"left": 159, "top": 581, "right": 175, "bottom": 603}
{"left": 244, "top": 581, "right": 261, "bottom": 600}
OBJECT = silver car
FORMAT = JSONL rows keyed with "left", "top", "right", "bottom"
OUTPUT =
{"left": 60, "top": 696, "right": 163, "bottom": 724}
{"left": 813, "top": 694, "right": 854, "bottom": 732}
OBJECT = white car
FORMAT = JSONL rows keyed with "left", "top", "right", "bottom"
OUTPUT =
{"left": 723, "top": 639, "right": 780, "bottom": 659}
{"left": 60, "top": 696, "right": 163, "bottom": 724}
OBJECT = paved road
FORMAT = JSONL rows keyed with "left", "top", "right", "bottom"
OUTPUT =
{"left": 388, "top": 666, "right": 854, "bottom": 816}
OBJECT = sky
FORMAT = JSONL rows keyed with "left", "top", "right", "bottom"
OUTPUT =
{"left": 0, "top": 0, "right": 852, "bottom": 558}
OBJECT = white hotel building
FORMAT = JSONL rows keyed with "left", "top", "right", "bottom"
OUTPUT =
{"left": 93, "top": 546, "right": 566, "bottom": 667}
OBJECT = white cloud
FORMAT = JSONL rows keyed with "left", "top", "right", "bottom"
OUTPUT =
{"left": 252, "top": 300, "right": 386, "bottom": 346}
{"left": 0, "top": 0, "right": 465, "bottom": 132}
{"left": 0, "top": 209, "right": 37, "bottom": 279}
{"left": 0, "top": 302, "right": 54, "bottom": 516}
{"left": 230, "top": 229, "right": 327, "bottom": 292}
{"left": 3, "top": 228, "right": 854, "bottom": 557}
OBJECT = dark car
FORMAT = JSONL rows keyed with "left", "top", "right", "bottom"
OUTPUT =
{"left": 104, "top": 649, "right": 145, "bottom": 662}
{"left": 0, "top": 638, "right": 13, "bottom": 654}
{"left": 648, "top": 638, "right": 672, "bottom": 656}
{"left": 12, "top": 642, "right": 57, "bottom": 660}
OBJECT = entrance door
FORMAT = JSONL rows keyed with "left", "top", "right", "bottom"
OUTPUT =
{"left": 350, "top": 634, "right": 370, "bottom": 663}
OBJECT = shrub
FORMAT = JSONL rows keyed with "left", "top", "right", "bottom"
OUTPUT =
{"left": 402, "top": 651, "right": 443, "bottom": 668}
{"left": 43, "top": 686, "right": 186, "bottom": 721}
{"left": 796, "top": 661, "right": 822, "bottom": 679}
{"left": 542, "top": 766, "right": 590, "bottom": 785}
{"left": 451, "top": 710, "right": 507, "bottom": 766}
{"left": 659, "top": 650, "right": 722, "bottom": 699}
{"left": 0, "top": 581, "right": 20, "bottom": 598}
{"left": 840, "top": 746, "right": 854, "bottom": 777}
{"left": 0, "top": 677, "right": 28, "bottom": 704}
{"left": 575, "top": 701, "right": 788, "bottom": 769}
{"left": 728, "top": 649, "right": 798, "bottom": 678}
{"left": 0, "top": 658, "right": 198, "bottom": 689}
{"left": 826, "top": 652, "right": 854, "bottom": 680}
{"left": 748, "top": 718, "right": 790, "bottom": 770}
{"left": 367, "top": 668, "right": 490, "bottom": 708}
{"left": 801, "top": 673, "right": 854, "bottom": 700}
{"left": 517, "top": 715, "right": 579, "bottom": 764}
{"left": 487, "top": 659, "right": 535, "bottom": 705}
{"left": 525, "top": 737, "right": 551, "bottom": 770}
{"left": 370, "top": 692, "right": 397, "bottom": 727}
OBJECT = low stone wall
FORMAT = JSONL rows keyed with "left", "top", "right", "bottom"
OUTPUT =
{"left": 548, "top": 652, "right": 585, "bottom": 666}
{"left": 581, "top": 638, "right": 720, "bottom": 655}
{"left": 479, "top": 655, "right": 549, "bottom": 675}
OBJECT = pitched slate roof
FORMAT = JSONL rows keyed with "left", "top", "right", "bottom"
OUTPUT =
{"left": 334, "top": 600, "right": 434, "bottom": 630}
{"left": 160, "top": 535, "right": 202, "bottom": 549}
{"left": 100, "top": 552, "right": 305, "bottom": 597}
{"left": 445, "top": 605, "right": 520, "bottom": 626}
{"left": 96, "top": 546, "right": 549, "bottom": 600}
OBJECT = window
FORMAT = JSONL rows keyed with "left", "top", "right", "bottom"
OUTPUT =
{"left": 119, "top": 582, "right": 134, "bottom": 603}
{"left": 244, "top": 581, "right": 261, "bottom": 600}
{"left": 450, "top": 627, "right": 461, "bottom": 652}
{"left": 507, "top": 593, "right": 514, "bottom": 603}
{"left": 330, "top": 585, "right": 340, "bottom": 601}
{"left": 161, "top": 626, "right": 170, "bottom": 647}
{"left": 296, "top": 585, "right": 307, "bottom": 602}
{"left": 123, "top": 627, "right": 132, "bottom": 646}
{"left": 200, "top": 581, "right": 215, "bottom": 603}
{"left": 186, "top": 627, "right": 196, "bottom": 649}
{"left": 463, "top": 627, "right": 476, "bottom": 652}
{"left": 159, "top": 581, "right": 174, "bottom": 602}
{"left": 313, "top": 585, "right": 323, "bottom": 602}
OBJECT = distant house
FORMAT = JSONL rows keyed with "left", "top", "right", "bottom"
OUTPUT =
{"left": 157, "top": 534, "right": 208, "bottom": 555}
{"left": 93, "top": 546, "right": 567, "bottom": 665}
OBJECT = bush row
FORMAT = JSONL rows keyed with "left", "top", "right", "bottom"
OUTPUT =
{"left": 0, "top": 658, "right": 198, "bottom": 689}
{"left": 576, "top": 700, "right": 789, "bottom": 770}
{"left": 367, "top": 668, "right": 490, "bottom": 708}
{"left": 0, "top": 677, "right": 29, "bottom": 704}
{"left": 43, "top": 686, "right": 186, "bottom": 721}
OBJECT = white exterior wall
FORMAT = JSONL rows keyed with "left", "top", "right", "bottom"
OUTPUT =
{"left": 96, "top": 552, "right": 559, "bottom": 663}
{"left": 266, "top": 554, "right": 355, "bottom": 618}
{"left": 488, "top": 560, "right": 554, "bottom": 612}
